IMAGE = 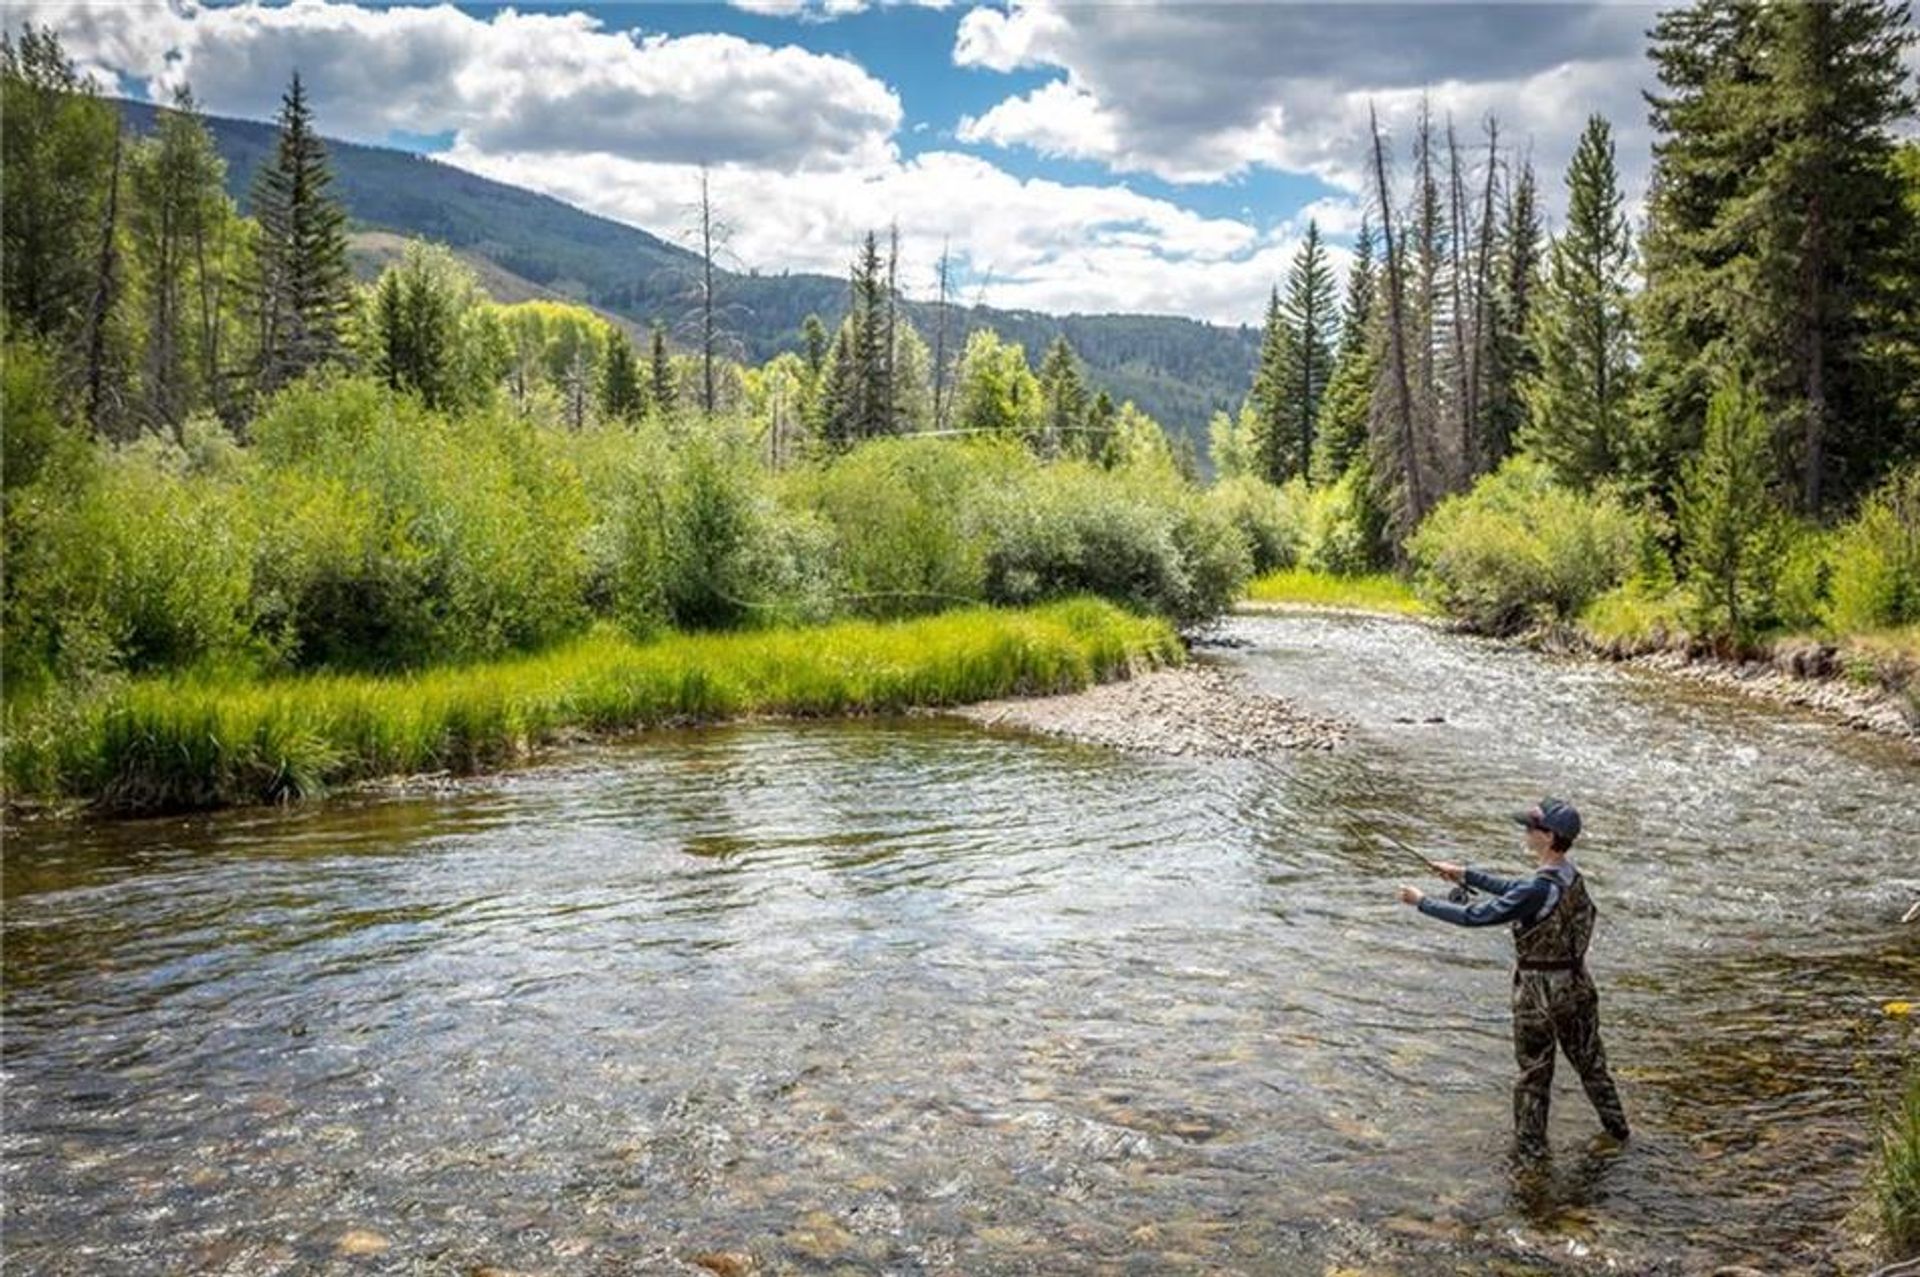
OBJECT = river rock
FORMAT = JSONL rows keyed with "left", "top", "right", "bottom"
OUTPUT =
{"left": 335, "top": 1229, "right": 391, "bottom": 1256}
{"left": 688, "top": 1251, "right": 755, "bottom": 1277}
{"left": 950, "top": 664, "right": 1347, "bottom": 758}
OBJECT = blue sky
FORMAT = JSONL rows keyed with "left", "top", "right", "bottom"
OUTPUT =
{"left": 23, "top": 1, "right": 1680, "bottom": 323}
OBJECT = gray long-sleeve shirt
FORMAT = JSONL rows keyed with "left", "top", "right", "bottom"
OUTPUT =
{"left": 1416, "top": 861, "right": 1574, "bottom": 930}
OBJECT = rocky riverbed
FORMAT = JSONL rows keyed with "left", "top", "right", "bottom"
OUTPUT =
{"left": 949, "top": 662, "right": 1348, "bottom": 756}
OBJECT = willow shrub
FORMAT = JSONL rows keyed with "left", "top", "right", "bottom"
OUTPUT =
{"left": 7, "top": 599, "right": 1180, "bottom": 812}
{"left": 4, "top": 412, "right": 260, "bottom": 690}
{"left": 1409, "top": 454, "right": 1642, "bottom": 634}
{"left": 983, "top": 459, "right": 1251, "bottom": 626}
{"left": 250, "top": 377, "right": 593, "bottom": 667}
{"left": 784, "top": 436, "right": 1009, "bottom": 616}
{"left": 1828, "top": 464, "right": 1920, "bottom": 634}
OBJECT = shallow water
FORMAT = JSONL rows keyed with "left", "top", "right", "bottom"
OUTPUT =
{"left": 4, "top": 613, "right": 1916, "bottom": 1274}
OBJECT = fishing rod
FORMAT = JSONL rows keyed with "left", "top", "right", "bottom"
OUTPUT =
{"left": 1171, "top": 696, "right": 1476, "bottom": 903}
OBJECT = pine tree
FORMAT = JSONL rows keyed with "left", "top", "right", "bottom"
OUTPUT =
{"left": 1036, "top": 335, "right": 1087, "bottom": 457}
{"left": 1639, "top": 0, "right": 1918, "bottom": 512}
{"left": 1677, "top": 376, "right": 1788, "bottom": 644}
{"left": 1279, "top": 219, "right": 1337, "bottom": 481}
{"left": 1248, "top": 286, "right": 1294, "bottom": 483}
{"left": 248, "top": 72, "right": 352, "bottom": 394}
{"left": 800, "top": 313, "right": 829, "bottom": 381}
{"left": 1483, "top": 155, "right": 1542, "bottom": 467}
{"left": 1086, "top": 390, "right": 1118, "bottom": 466}
{"left": 1521, "top": 114, "right": 1637, "bottom": 488}
{"left": 820, "top": 321, "right": 858, "bottom": 448}
{"left": 649, "top": 321, "right": 676, "bottom": 416}
{"left": 854, "top": 230, "right": 889, "bottom": 439}
{"left": 601, "top": 326, "right": 645, "bottom": 423}
{"left": 1312, "top": 220, "right": 1377, "bottom": 485}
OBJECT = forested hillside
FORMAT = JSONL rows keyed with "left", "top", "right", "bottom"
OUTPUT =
{"left": 114, "top": 98, "right": 1255, "bottom": 449}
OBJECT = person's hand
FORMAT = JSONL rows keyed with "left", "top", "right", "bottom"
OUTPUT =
{"left": 1433, "top": 860, "right": 1465, "bottom": 883}
{"left": 1398, "top": 885, "right": 1425, "bottom": 906}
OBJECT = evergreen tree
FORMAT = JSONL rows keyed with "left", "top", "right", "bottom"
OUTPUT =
{"left": 819, "top": 322, "right": 858, "bottom": 448}
{"left": 1312, "top": 220, "right": 1377, "bottom": 485}
{"left": 853, "top": 231, "right": 890, "bottom": 439}
{"left": 1085, "top": 390, "right": 1118, "bottom": 466}
{"left": 1036, "top": 335, "right": 1087, "bottom": 457}
{"left": 1677, "top": 375, "right": 1788, "bottom": 643}
{"left": 1521, "top": 115, "right": 1637, "bottom": 488}
{"left": 800, "top": 312, "right": 829, "bottom": 380}
{"left": 248, "top": 72, "right": 352, "bottom": 394}
{"left": 1483, "top": 155, "right": 1542, "bottom": 467}
{"left": 649, "top": 321, "right": 676, "bottom": 416}
{"left": 601, "top": 326, "right": 645, "bottom": 423}
{"left": 365, "top": 241, "right": 476, "bottom": 411}
{"left": 1639, "top": 0, "right": 1918, "bottom": 512}
{"left": 1279, "top": 219, "right": 1337, "bottom": 481}
{"left": 1248, "top": 286, "right": 1294, "bottom": 482}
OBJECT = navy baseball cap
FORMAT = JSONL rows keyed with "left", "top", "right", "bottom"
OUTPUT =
{"left": 1512, "top": 797, "right": 1581, "bottom": 843}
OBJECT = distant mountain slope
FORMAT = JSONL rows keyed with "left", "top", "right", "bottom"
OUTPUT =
{"left": 118, "top": 100, "right": 1257, "bottom": 446}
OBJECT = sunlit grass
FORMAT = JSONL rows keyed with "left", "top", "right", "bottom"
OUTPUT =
{"left": 4, "top": 599, "right": 1180, "bottom": 814}
{"left": 1874, "top": 1059, "right": 1920, "bottom": 1257}
{"left": 1242, "top": 568, "right": 1428, "bottom": 616}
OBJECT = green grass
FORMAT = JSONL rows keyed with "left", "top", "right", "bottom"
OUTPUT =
{"left": 1874, "top": 1060, "right": 1920, "bottom": 1258}
{"left": 3, "top": 598, "right": 1180, "bottom": 815}
{"left": 1242, "top": 568, "right": 1428, "bottom": 616}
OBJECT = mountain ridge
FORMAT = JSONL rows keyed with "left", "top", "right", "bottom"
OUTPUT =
{"left": 116, "top": 98, "right": 1257, "bottom": 446}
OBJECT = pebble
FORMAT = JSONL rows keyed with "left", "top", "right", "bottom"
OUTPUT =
{"left": 951, "top": 665, "right": 1347, "bottom": 757}
{"left": 335, "top": 1229, "right": 391, "bottom": 1256}
{"left": 688, "top": 1251, "right": 755, "bottom": 1277}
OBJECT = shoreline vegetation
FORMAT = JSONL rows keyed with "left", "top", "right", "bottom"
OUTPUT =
{"left": 4, "top": 600, "right": 1179, "bottom": 816}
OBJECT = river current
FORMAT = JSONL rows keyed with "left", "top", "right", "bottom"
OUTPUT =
{"left": 4, "top": 613, "right": 1915, "bottom": 1274}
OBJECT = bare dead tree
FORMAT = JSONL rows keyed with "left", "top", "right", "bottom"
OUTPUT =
{"left": 1446, "top": 117, "right": 1472, "bottom": 484}
{"left": 84, "top": 124, "right": 124, "bottom": 438}
{"left": 1466, "top": 116, "right": 1502, "bottom": 479}
{"left": 931, "top": 237, "right": 954, "bottom": 431}
{"left": 698, "top": 168, "right": 717, "bottom": 416}
{"left": 884, "top": 221, "right": 900, "bottom": 433}
{"left": 1369, "top": 103, "right": 1425, "bottom": 539}
{"left": 663, "top": 166, "right": 750, "bottom": 417}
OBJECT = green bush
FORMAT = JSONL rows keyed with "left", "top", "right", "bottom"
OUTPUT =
{"left": 981, "top": 460, "right": 1250, "bottom": 625}
{"left": 1828, "top": 464, "right": 1920, "bottom": 633}
{"left": 786, "top": 435, "right": 1004, "bottom": 617}
{"left": 5, "top": 423, "right": 260, "bottom": 688}
{"left": 250, "top": 376, "right": 591, "bottom": 666}
{"left": 1301, "top": 464, "right": 1387, "bottom": 576}
{"left": 1208, "top": 474, "right": 1303, "bottom": 574}
{"left": 1409, "top": 454, "right": 1642, "bottom": 634}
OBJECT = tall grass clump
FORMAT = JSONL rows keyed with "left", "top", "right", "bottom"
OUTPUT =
{"left": 1409, "top": 454, "right": 1641, "bottom": 634}
{"left": 1244, "top": 567, "right": 1427, "bottom": 615}
{"left": 1873, "top": 1059, "right": 1920, "bottom": 1259}
{"left": 5, "top": 599, "right": 1179, "bottom": 813}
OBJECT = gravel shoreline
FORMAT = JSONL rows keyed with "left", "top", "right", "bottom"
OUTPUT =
{"left": 949, "top": 663, "right": 1347, "bottom": 756}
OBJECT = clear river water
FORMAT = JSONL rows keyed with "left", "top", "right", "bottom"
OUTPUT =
{"left": 4, "top": 613, "right": 1916, "bottom": 1275}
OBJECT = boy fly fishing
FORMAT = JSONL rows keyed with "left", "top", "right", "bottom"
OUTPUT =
{"left": 1397, "top": 797, "right": 1630, "bottom": 1159}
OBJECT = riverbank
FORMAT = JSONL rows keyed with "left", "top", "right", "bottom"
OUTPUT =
{"left": 1238, "top": 569, "right": 1919, "bottom": 743}
{"left": 951, "top": 663, "right": 1346, "bottom": 756}
{"left": 2, "top": 599, "right": 1180, "bottom": 816}
{"left": 1536, "top": 623, "right": 1920, "bottom": 743}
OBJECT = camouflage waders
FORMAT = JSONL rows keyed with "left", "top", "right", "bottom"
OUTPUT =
{"left": 1510, "top": 871, "right": 1629, "bottom": 1154}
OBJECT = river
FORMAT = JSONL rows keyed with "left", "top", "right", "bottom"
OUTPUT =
{"left": 4, "top": 613, "right": 1915, "bottom": 1274}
